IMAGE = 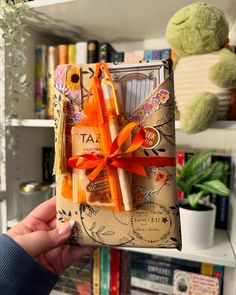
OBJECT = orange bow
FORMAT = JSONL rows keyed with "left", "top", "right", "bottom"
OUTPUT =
{"left": 68, "top": 121, "right": 176, "bottom": 181}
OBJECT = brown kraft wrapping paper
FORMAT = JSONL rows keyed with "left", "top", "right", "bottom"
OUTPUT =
{"left": 54, "top": 60, "right": 181, "bottom": 249}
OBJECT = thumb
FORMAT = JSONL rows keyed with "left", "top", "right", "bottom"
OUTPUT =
{"left": 14, "top": 220, "right": 75, "bottom": 257}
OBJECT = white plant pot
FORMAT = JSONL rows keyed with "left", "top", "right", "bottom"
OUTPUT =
{"left": 180, "top": 201, "right": 216, "bottom": 250}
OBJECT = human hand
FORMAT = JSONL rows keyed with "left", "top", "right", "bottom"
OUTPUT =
{"left": 7, "top": 197, "right": 94, "bottom": 275}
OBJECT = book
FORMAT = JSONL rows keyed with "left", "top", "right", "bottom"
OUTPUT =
{"left": 131, "top": 269, "right": 172, "bottom": 285}
{"left": 120, "top": 250, "right": 131, "bottom": 295}
{"left": 109, "top": 248, "right": 121, "bottom": 295}
{"left": 144, "top": 49, "right": 153, "bottom": 60}
{"left": 57, "top": 44, "right": 68, "bottom": 65}
{"left": 76, "top": 41, "right": 88, "bottom": 64}
{"left": 211, "top": 154, "right": 232, "bottom": 229}
{"left": 131, "top": 277, "right": 173, "bottom": 294}
{"left": 152, "top": 49, "right": 161, "bottom": 60}
{"left": 176, "top": 150, "right": 185, "bottom": 200}
{"left": 42, "top": 147, "right": 55, "bottom": 183}
{"left": 160, "top": 48, "right": 171, "bottom": 59}
{"left": 92, "top": 247, "right": 101, "bottom": 295}
{"left": 35, "top": 44, "right": 47, "bottom": 119}
{"left": 201, "top": 263, "right": 224, "bottom": 294}
{"left": 173, "top": 270, "right": 220, "bottom": 295}
{"left": 46, "top": 46, "right": 57, "bottom": 119}
{"left": 100, "top": 246, "right": 110, "bottom": 295}
{"left": 87, "top": 40, "right": 99, "bottom": 63}
{"left": 111, "top": 51, "right": 124, "bottom": 62}
{"left": 68, "top": 44, "right": 76, "bottom": 64}
{"left": 99, "top": 42, "right": 117, "bottom": 62}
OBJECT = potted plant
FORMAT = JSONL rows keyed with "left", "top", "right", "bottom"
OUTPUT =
{"left": 176, "top": 150, "right": 230, "bottom": 250}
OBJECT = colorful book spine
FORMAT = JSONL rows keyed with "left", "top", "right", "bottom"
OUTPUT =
{"left": 160, "top": 48, "right": 171, "bottom": 59}
{"left": 46, "top": 46, "right": 57, "bottom": 119}
{"left": 68, "top": 44, "right": 76, "bottom": 64}
{"left": 120, "top": 251, "right": 131, "bottom": 295}
{"left": 76, "top": 41, "right": 88, "bottom": 64}
{"left": 211, "top": 154, "right": 232, "bottom": 229}
{"left": 57, "top": 44, "right": 68, "bottom": 65}
{"left": 93, "top": 247, "right": 101, "bottom": 295}
{"left": 176, "top": 150, "right": 185, "bottom": 200}
{"left": 109, "top": 248, "right": 121, "bottom": 295}
{"left": 152, "top": 50, "right": 161, "bottom": 60}
{"left": 87, "top": 40, "right": 99, "bottom": 63}
{"left": 100, "top": 246, "right": 110, "bottom": 295}
{"left": 35, "top": 44, "right": 47, "bottom": 119}
{"left": 144, "top": 49, "right": 153, "bottom": 60}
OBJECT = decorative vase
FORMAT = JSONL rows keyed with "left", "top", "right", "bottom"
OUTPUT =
{"left": 179, "top": 200, "right": 216, "bottom": 250}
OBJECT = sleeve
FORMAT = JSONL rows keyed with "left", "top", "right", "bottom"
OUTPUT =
{"left": 0, "top": 234, "right": 58, "bottom": 295}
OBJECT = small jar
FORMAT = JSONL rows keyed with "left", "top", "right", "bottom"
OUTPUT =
{"left": 17, "top": 182, "right": 52, "bottom": 221}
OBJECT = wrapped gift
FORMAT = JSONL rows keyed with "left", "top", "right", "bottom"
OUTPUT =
{"left": 54, "top": 60, "right": 181, "bottom": 248}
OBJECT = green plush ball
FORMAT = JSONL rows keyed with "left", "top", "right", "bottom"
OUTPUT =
{"left": 166, "top": 2, "right": 229, "bottom": 56}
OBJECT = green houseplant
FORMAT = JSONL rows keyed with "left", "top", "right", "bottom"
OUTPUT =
{"left": 177, "top": 150, "right": 230, "bottom": 209}
{"left": 176, "top": 150, "right": 231, "bottom": 250}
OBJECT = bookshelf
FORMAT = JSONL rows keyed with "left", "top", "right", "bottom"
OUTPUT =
{"left": 1, "top": 0, "right": 236, "bottom": 294}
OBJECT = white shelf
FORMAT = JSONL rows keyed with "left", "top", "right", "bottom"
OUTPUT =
{"left": 124, "top": 230, "right": 236, "bottom": 268}
{"left": 7, "top": 119, "right": 54, "bottom": 128}
{"left": 27, "top": 0, "right": 236, "bottom": 43}
{"left": 175, "top": 120, "right": 236, "bottom": 130}
{"left": 28, "top": 0, "right": 75, "bottom": 9}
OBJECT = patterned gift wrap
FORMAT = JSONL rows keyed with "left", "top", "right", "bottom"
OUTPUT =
{"left": 54, "top": 60, "right": 181, "bottom": 248}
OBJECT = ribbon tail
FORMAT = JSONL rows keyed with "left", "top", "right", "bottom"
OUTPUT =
{"left": 88, "top": 161, "right": 107, "bottom": 181}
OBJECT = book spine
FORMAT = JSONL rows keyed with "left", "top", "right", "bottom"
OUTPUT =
{"left": 87, "top": 40, "right": 99, "bottom": 63}
{"left": 144, "top": 49, "right": 152, "bottom": 60}
{"left": 42, "top": 147, "right": 55, "bottom": 183}
{"left": 176, "top": 151, "right": 185, "bottom": 200}
{"left": 68, "top": 44, "right": 76, "bottom": 64}
{"left": 131, "top": 269, "right": 172, "bottom": 285}
{"left": 131, "top": 261, "right": 173, "bottom": 277}
{"left": 124, "top": 51, "right": 135, "bottom": 62}
{"left": 160, "top": 48, "right": 171, "bottom": 59}
{"left": 92, "top": 247, "right": 101, "bottom": 295}
{"left": 46, "top": 46, "right": 57, "bottom": 119}
{"left": 151, "top": 50, "right": 161, "bottom": 60}
{"left": 211, "top": 155, "right": 231, "bottom": 229}
{"left": 100, "top": 246, "right": 110, "bottom": 295}
{"left": 57, "top": 44, "right": 68, "bottom": 65}
{"left": 100, "top": 42, "right": 117, "bottom": 62}
{"left": 35, "top": 44, "right": 47, "bottom": 119}
{"left": 131, "top": 277, "right": 173, "bottom": 294}
{"left": 120, "top": 251, "right": 131, "bottom": 295}
{"left": 109, "top": 248, "right": 121, "bottom": 295}
{"left": 110, "top": 51, "right": 124, "bottom": 62}
{"left": 76, "top": 41, "right": 88, "bottom": 64}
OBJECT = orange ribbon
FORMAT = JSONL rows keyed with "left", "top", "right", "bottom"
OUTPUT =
{"left": 68, "top": 121, "right": 176, "bottom": 181}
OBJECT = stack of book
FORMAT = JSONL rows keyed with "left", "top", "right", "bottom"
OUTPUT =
{"left": 54, "top": 254, "right": 92, "bottom": 294}
{"left": 35, "top": 41, "right": 173, "bottom": 119}
{"left": 53, "top": 248, "right": 224, "bottom": 294}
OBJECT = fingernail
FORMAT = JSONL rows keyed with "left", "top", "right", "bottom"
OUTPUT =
{"left": 58, "top": 220, "right": 75, "bottom": 236}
